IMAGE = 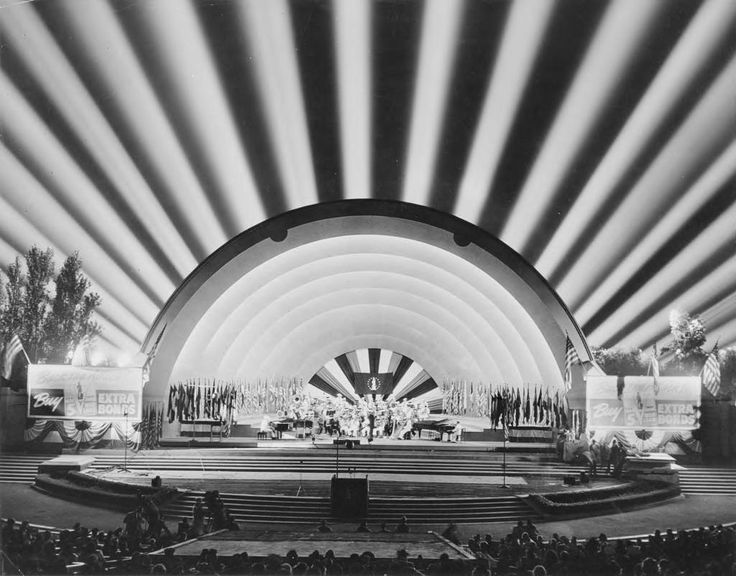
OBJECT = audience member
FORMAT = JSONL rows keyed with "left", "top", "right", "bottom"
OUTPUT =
{"left": 395, "top": 516, "right": 410, "bottom": 533}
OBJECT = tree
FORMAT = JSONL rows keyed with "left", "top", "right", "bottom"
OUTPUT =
{"left": 0, "top": 257, "right": 26, "bottom": 346}
{"left": 0, "top": 247, "right": 101, "bottom": 363}
{"left": 591, "top": 346, "right": 648, "bottom": 376}
{"left": 664, "top": 310, "right": 707, "bottom": 376}
{"left": 668, "top": 309, "right": 706, "bottom": 357}
{"left": 20, "top": 247, "right": 55, "bottom": 362}
{"left": 43, "top": 253, "right": 102, "bottom": 363}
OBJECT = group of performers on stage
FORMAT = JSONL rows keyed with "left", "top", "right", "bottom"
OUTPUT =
{"left": 259, "top": 394, "right": 446, "bottom": 441}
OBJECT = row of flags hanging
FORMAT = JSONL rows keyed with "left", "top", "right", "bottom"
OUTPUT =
{"left": 441, "top": 379, "right": 569, "bottom": 428}
{"left": 166, "top": 378, "right": 305, "bottom": 425}
{"left": 166, "top": 379, "right": 237, "bottom": 424}
{"left": 138, "top": 402, "right": 164, "bottom": 450}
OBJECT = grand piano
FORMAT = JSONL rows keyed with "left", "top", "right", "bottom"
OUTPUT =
{"left": 412, "top": 418, "right": 456, "bottom": 441}
{"left": 269, "top": 418, "right": 313, "bottom": 439}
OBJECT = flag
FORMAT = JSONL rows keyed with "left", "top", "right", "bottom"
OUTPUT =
{"left": 650, "top": 346, "right": 660, "bottom": 395}
{"left": 564, "top": 335, "right": 580, "bottom": 393}
{"left": 701, "top": 343, "right": 721, "bottom": 397}
{"left": 649, "top": 348, "right": 660, "bottom": 378}
{"left": 167, "top": 385, "right": 176, "bottom": 423}
{"left": 71, "top": 334, "right": 92, "bottom": 366}
{"left": 353, "top": 373, "right": 395, "bottom": 396}
{"left": 1, "top": 335, "right": 28, "bottom": 389}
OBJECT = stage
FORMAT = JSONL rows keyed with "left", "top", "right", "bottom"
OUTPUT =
{"left": 37, "top": 437, "right": 631, "bottom": 524}
{"left": 56, "top": 434, "right": 592, "bottom": 502}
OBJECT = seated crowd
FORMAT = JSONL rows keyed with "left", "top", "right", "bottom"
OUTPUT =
{"left": 466, "top": 520, "right": 735, "bottom": 576}
{"left": 1, "top": 510, "right": 734, "bottom": 575}
{"left": 0, "top": 489, "right": 236, "bottom": 574}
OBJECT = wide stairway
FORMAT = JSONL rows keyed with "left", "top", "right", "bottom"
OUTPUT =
{"left": 160, "top": 491, "right": 538, "bottom": 525}
{"left": 87, "top": 450, "right": 587, "bottom": 478}
{"left": 4, "top": 450, "right": 736, "bottom": 495}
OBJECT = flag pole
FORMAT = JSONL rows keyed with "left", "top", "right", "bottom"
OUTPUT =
{"left": 20, "top": 345, "right": 31, "bottom": 366}
{"left": 502, "top": 433, "right": 508, "bottom": 488}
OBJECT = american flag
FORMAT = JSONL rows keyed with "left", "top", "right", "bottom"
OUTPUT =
{"left": 564, "top": 335, "right": 580, "bottom": 393}
{"left": 701, "top": 344, "right": 721, "bottom": 397}
{"left": 2, "top": 335, "right": 26, "bottom": 380}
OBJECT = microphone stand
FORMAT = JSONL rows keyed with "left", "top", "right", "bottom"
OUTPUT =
{"left": 335, "top": 430, "right": 340, "bottom": 479}
{"left": 297, "top": 459, "right": 306, "bottom": 496}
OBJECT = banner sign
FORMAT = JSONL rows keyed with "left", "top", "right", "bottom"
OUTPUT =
{"left": 28, "top": 365, "right": 143, "bottom": 421}
{"left": 587, "top": 376, "right": 700, "bottom": 430}
{"left": 353, "top": 372, "right": 395, "bottom": 396}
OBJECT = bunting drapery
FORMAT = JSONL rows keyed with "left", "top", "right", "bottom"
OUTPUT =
{"left": 593, "top": 429, "right": 700, "bottom": 455}
{"left": 24, "top": 419, "right": 140, "bottom": 450}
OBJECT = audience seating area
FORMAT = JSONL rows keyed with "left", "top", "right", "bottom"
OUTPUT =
{"left": 1, "top": 504, "right": 734, "bottom": 575}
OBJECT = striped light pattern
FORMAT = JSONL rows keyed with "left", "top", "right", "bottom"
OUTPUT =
{"left": 2, "top": 0, "right": 736, "bottom": 367}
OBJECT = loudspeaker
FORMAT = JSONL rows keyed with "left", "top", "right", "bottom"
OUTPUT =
{"left": 580, "top": 471, "right": 590, "bottom": 484}
{"left": 563, "top": 475, "right": 578, "bottom": 486}
{"left": 331, "top": 476, "right": 369, "bottom": 518}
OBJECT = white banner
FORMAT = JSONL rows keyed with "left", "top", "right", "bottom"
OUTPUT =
{"left": 28, "top": 365, "right": 143, "bottom": 421}
{"left": 587, "top": 376, "right": 700, "bottom": 430}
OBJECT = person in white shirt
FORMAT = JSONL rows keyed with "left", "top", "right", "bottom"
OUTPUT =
{"left": 451, "top": 421, "right": 463, "bottom": 442}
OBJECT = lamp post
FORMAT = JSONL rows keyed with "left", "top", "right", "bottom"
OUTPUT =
{"left": 123, "top": 409, "right": 128, "bottom": 471}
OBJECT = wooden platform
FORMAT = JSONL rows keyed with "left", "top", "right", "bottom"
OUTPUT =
{"left": 38, "top": 455, "right": 96, "bottom": 474}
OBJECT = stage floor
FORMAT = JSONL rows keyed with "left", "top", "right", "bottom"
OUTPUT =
{"left": 161, "top": 435, "right": 557, "bottom": 453}
{"left": 79, "top": 444, "right": 610, "bottom": 499}
{"left": 91, "top": 468, "right": 528, "bottom": 487}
